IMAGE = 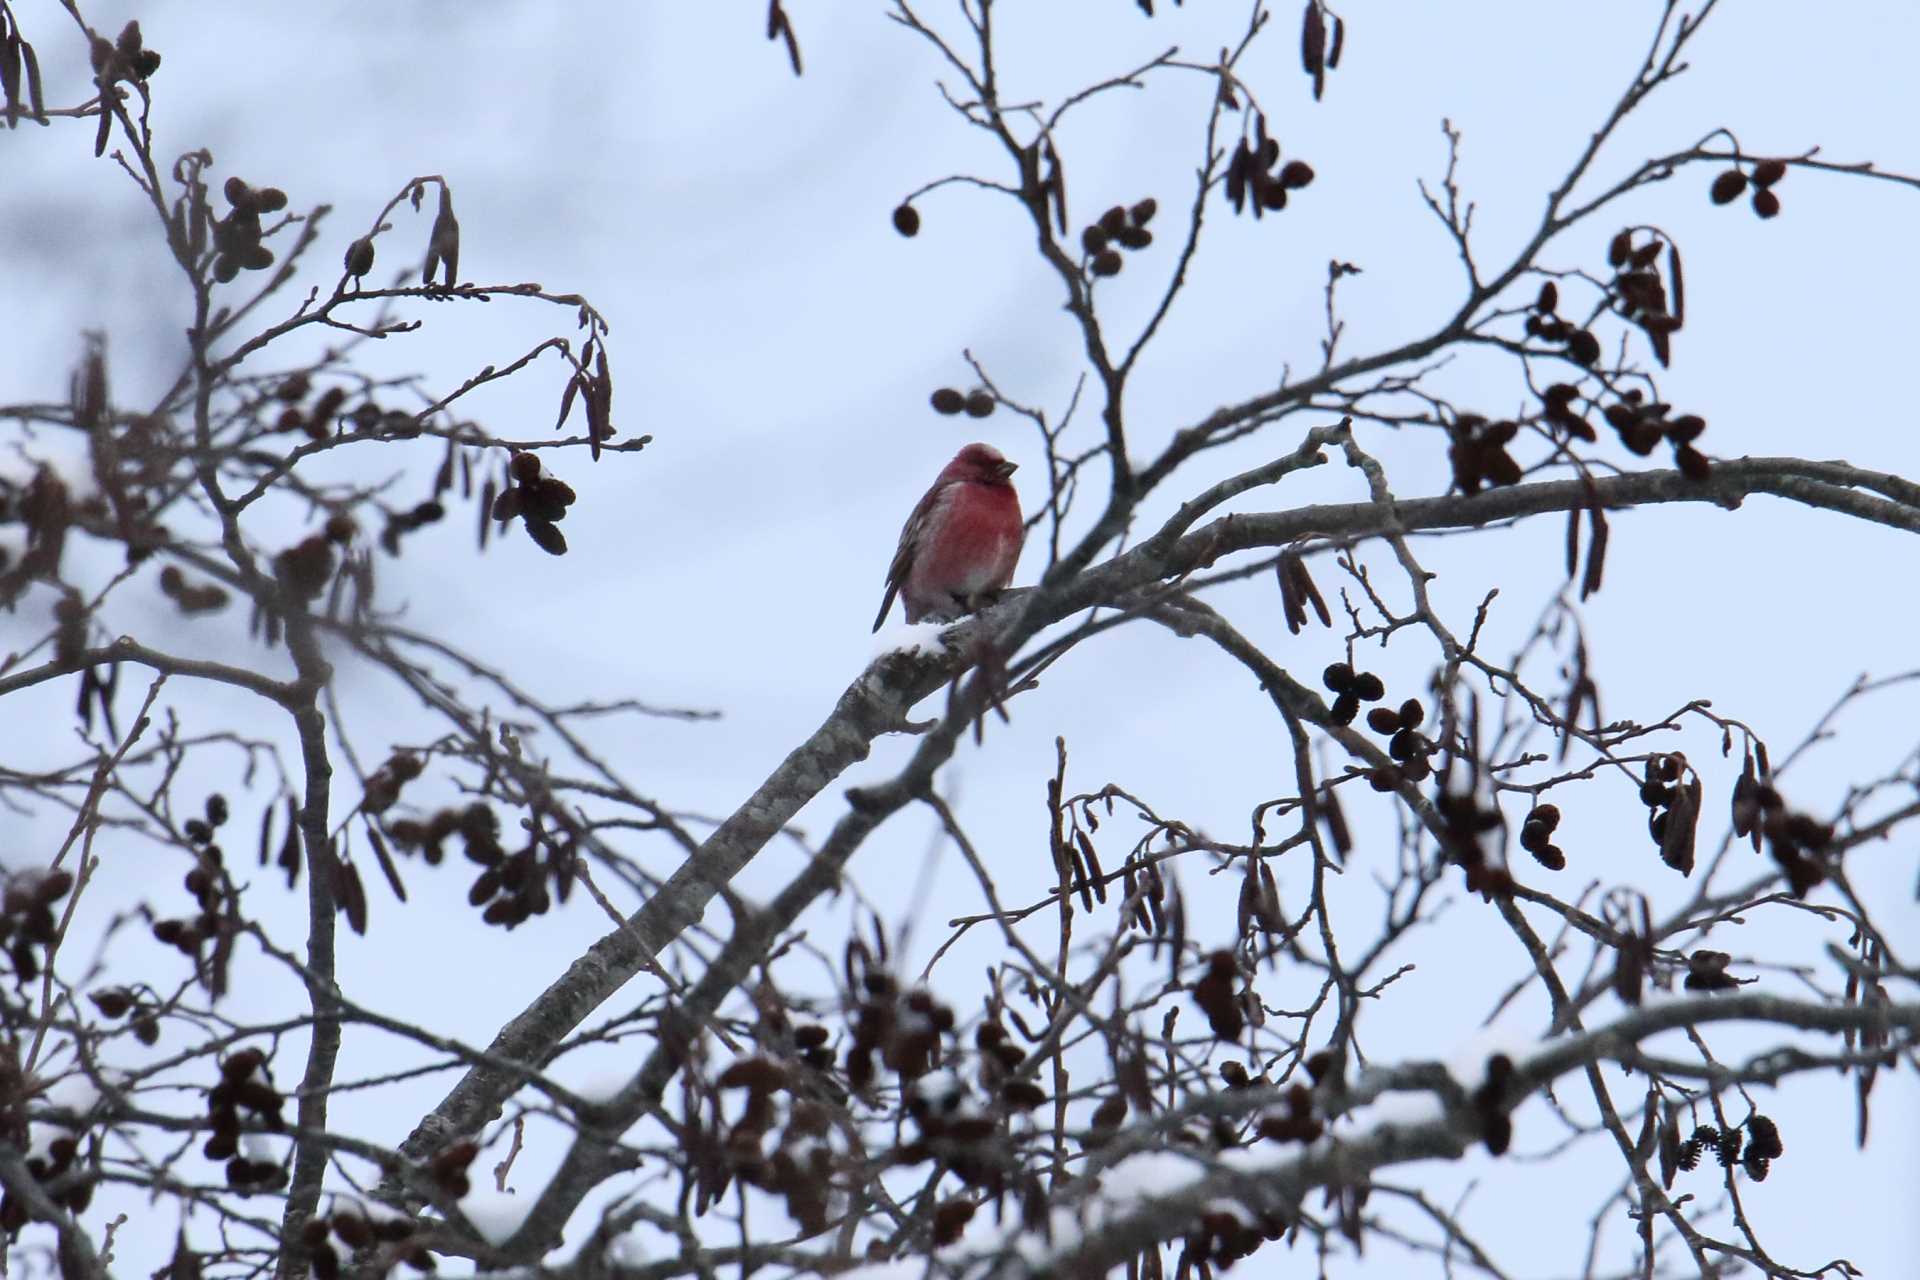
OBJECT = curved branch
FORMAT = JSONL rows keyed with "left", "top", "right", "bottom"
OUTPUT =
{"left": 1028, "top": 991, "right": 1918, "bottom": 1278}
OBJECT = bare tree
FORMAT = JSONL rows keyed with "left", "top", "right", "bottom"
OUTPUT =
{"left": 1, "top": 2, "right": 1915, "bottom": 1278}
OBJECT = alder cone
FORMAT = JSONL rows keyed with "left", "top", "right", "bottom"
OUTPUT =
{"left": 1709, "top": 169, "right": 1748, "bottom": 204}
{"left": 524, "top": 520, "right": 568, "bottom": 556}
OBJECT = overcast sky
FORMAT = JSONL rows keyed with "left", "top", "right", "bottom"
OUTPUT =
{"left": 5, "top": 2, "right": 1918, "bottom": 1274}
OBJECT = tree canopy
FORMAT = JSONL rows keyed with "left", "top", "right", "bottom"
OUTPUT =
{"left": 0, "top": 2, "right": 1916, "bottom": 1278}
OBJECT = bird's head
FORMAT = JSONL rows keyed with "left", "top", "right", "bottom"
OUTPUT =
{"left": 947, "top": 442, "right": 1018, "bottom": 485}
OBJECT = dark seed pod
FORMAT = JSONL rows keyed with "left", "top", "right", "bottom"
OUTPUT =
{"left": 891, "top": 204, "right": 920, "bottom": 237}
{"left": 1752, "top": 188, "right": 1781, "bottom": 219}
{"left": 963, "top": 391, "right": 995, "bottom": 419}
{"left": 1751, "top": 159, "right": 1787, "bottom": 188}
{"left": 1621, "top": 421, "right": 1663, "bottom": 456}
{"left": 1535, "top": 281, "right": 1558, "bottom": 313}
{"left": 1277, "top": 160, "right": 1315, "bottom": 189}
{"left": 930, "top": 388, "right": 965, "bottom": 415}
{"left": 1364, "top": 707, "right": 1402, "bottom": 734}
{"left": 1607, "top": 231, "right": 1631, "bottom": 267}
{"left": 1322, "top": 662, "right": 1354, "bottom": 692}
{"left": 1746, "top": 1113, "right": 1783, "bottom": 1159}
{"left": 224, "top": 176, "right": 253, "bottom": 208}
{"left": 1350, "top": 672, "right": 1385, "bottom": 701}
{"left": 1530, "top": 842, "right": 1566, "bottom": 871}
{"left": 1130, "top": 198, "right": 1157, "bottom": 225}
{"left": 1667, "top": 413, "right": 1706, "bottom": 443}
{"left": 90, "top": 988, "right": 135, "bottom": 1018}
{"left": 932, "top": 1199, "right": 977, "bottom": 1246}
{"left": 344, "top": 237, "right": 375, "bottom": 278}
{"left": 1002, "top": 1080, "right": 1047, "bottom": 1110}
{"left": 530, "top": 477, "right": 575, "bottom": 512}
{"left": 1567, "top": 330, "right": 1601, "bottom": 367}
{"left": 255, "top": 187, "right": 288, "bottom": 213}
{"left": 1529, "top": 804, "right": 1561, "bottom": 831}
{"left": 524, "top": 520, "right": 568, "bottom": 556}
{"left": 1091, "top": 250, "right": 1124, "bottom": 277}
{"left": 1709, "top": 169, "right": 1748, "bottom": 204}
{"left": 1099, "top": 205, "right": 1128, "bottom": 235}
{"left": 1081, "top": 225, "right": 1108, "bottom": 255}
{"left": 1329, "top": 691, "right": 1359, "bottom": 726}
{"left": 1225, "top": 141, "right": 1251, "bottom": 211}
{"left": 332, "top": 1212, "right": 373, "bottom": 1248}
{"left": 1114, "top": 225, "right": 1152, "bottom": 250}
{"left": 1258, "top": 182, "right": 1288, "bottom": 211}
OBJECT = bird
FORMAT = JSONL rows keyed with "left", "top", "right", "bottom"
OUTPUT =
{"left": 872, "top": 442, "right": 1024, "bottom": 630}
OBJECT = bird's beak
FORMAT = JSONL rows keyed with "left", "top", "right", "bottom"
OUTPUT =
{"left": 995, "top": 460, "right": 1018, "bottom": 480}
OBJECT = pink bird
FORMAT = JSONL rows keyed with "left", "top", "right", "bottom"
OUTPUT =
{"left": 872, "top": 442, "right": 1025, "bottom": 630}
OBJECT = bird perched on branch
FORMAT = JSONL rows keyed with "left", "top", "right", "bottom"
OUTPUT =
{"left": 872, "top": 442, "right": 1024, "bottom": 630}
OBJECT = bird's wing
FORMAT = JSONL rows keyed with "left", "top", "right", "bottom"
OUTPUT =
{"left": 872, "top": 480, "right": 948, "bottom": 631}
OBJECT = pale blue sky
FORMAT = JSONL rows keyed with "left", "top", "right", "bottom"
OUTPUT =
{"left": 4, "top": 2, "right": 1917, "bottom": 1273}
